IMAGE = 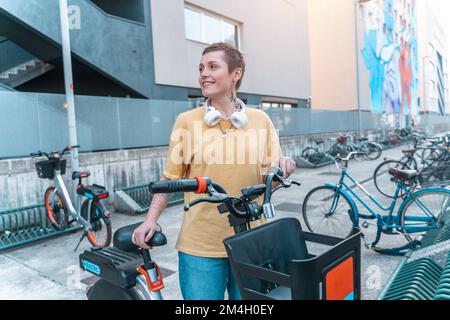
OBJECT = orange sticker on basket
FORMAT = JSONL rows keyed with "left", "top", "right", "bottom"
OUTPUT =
{"left": 325, "top": 256, "right": 355, "bottom": 300}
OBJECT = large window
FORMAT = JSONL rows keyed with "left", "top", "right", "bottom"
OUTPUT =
{"left": 184, "top": 6, "right": 239, "bottom": 48}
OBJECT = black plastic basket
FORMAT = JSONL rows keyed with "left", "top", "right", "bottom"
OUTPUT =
{"left": 35, "top": 159, "right": 66, "bottom": 179}
{"left": 223, "top": 218, "right": 361, "bottom": 300}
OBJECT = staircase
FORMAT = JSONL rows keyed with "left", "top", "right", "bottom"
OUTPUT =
{"left": 0, "top": 58, "right": 54, "bottom": 88}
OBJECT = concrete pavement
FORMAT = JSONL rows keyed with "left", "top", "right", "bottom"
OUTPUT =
{"left": 0, "top": 146, "right": 408, "bottom": 300}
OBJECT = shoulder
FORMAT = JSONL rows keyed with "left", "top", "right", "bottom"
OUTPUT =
{"left": 174, "top": 107, "right": 205, "bottom": 126}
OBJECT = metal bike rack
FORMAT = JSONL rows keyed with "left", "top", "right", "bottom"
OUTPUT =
{"left": 114, "top": 184, "right": 184, "bottom": 214}
{"left": 379, "top": 209, "right": 450, "bottom": 300}
{"left": 0, "top": 204, "right": 81, "bottom": 252}
{"left": 294, "top": 155, "right": 335, "bottom": 169}
{"left": 224, "top": 218, "right": 361, "bottom": 300}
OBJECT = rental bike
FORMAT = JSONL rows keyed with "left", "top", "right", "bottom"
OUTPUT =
{"left": 302, "top": 151, "right": 450, "bottom": 255}
{"left": 79, "top": 167, "right": 301, "bottom": 299}
{"left": 31, "top": 145, "right": 112, "bottom": 249}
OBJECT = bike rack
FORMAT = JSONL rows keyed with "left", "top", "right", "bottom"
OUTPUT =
{"left": 379, "top": 206, "right": 450, "bottom": 300}
{"left": 224, "top": 218, "right": 361, "bottom": 300}
{"left": 114, "top": 184, "right": 184, "bottom": 214}
{"left": 294, "top": 155, "right": 335, "bottom": 169}
{"left": 0, "top": 204, "right": 81, "bottom": 252}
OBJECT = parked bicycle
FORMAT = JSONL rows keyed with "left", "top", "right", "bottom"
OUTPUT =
{"left": 302, "top": 151, "right": 450, "bottom": 255}
{"left": 374, "top": 137, "right": 450, "bottom": 198}
{"left": 31, "top": 145, "right": 112, "bottom": 249}
{"left": 301, "top": 140, "right": 331, "bottom": 165}
{"left": 326, "top": 133, "right": 382, "bottom": 160}
{"left": 79, "top": 167, "right": 302, "bottom": 299}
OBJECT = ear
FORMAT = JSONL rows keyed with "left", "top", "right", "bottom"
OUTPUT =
{"left": 232, "top": 68, "right": 243, "bottom": 84}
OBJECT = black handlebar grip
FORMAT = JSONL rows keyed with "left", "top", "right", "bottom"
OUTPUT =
{"left": 268, "top": 166, "right": 284, "bottom": 177}
{"left": 149, "top": 179, "right": 199, "bottom": 194}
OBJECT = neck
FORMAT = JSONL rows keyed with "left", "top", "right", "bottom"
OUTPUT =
{"left": 210, "top": 95, "right": 238, "bottom": 118}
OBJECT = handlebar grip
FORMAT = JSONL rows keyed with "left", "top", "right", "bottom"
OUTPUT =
{"left": 268, "top": 166, "right": 284, "bottom": 178}
{"left": 149, "top": 179, "right": 200, "bottom": 194}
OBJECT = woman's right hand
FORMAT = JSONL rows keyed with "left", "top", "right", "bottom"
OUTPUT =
{"left": 132, "top": 218, "right": 161, "bottom": 250}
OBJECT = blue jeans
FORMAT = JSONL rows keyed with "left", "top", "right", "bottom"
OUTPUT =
{"left": 178, "top": 251, "right": 241, "bottom": 300}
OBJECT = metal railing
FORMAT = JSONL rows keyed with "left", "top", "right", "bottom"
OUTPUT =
{"left": 0, "top": 204, "right": 81, "bottom": 252}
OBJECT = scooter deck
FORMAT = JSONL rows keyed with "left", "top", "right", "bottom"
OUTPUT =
{"left": 79, "top": 247, "right": 143, "bottom": 289}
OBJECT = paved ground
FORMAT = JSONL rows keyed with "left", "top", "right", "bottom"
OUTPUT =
{"left": 0, "top": 146, "right": 409, "bottom": 300}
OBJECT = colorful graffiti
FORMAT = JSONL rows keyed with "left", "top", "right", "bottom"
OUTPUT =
{"left": 360, "top": 0, "right": 419, "bottom": 119}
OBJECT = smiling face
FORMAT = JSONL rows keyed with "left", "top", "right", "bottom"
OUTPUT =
{"left": 199, "top": 50, "right": 241, "bottom": 99}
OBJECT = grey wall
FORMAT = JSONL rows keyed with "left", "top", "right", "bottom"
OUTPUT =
{"left": 150, "top": 0, "right": 311, "bottom": 101}
{"left": 0, "top": 0, "right": 152, "bottom": 98}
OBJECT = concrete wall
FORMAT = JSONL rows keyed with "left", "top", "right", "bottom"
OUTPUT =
{"left": 307, "top": 0, "right": 358, "bottom": 111}
{"left": 150, "top": 0, "right": 311, "bottom": 101}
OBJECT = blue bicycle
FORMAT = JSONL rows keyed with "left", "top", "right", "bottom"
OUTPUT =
{"left": 302, "top": 152, "right": 450, "bottom": 255}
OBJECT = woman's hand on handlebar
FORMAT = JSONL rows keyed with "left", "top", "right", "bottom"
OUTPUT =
{"left": 276, "top": 156, "right": 296, "bottom": 179}
{"left": 132, "top": 218, "right": 161, "bottom": 250}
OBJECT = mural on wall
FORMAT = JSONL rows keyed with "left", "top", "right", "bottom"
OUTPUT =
{"left": 360, "top": 0, "right": 419, "bottom": 122}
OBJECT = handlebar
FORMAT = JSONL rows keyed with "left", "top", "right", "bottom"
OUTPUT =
{"left": 148, "top": 166, "right": 300, "bottom": 220}
{"left": 30, "top": 145, "right": 80, "bottom": 159}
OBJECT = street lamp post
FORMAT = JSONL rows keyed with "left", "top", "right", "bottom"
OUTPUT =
{"left": 59, "top": 0, "right": 80, "bottom": 207}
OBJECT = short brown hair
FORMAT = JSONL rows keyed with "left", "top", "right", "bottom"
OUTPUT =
{"left": 202, "top": 42, "right": 245, "bottom": 90}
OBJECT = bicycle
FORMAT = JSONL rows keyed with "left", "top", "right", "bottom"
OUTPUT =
{"left": 31, "top": 145, "right": 112, "bottom": 249}
{"left": 302, "top": 151, "right": 450, "bottom": 255}
{"left": 374, "top": 142, "right": 450, "bottom": 198}
{"left": 79, "top": 167, "right": 302, "bottom": 300}
{"left": 301, "top": 140, "right": 331, "bottom": 165}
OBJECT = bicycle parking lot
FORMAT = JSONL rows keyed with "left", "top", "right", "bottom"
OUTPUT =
{"left": 0, "top": 146, "right": 409, "bottom": 300}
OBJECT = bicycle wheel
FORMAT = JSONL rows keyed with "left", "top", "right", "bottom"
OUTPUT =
{"left": 362, "top": 142, "right": 382, "bottom": 161}
{"left": 302, "top": 147, "right": 321, "bottom": 164}
{"left": 81, "top": 200, "right": 112, "bottom": 248}
{"left": 302, "top": 186, "right": 355, "bottom": 238}
{"left": 373, "top": 160, "right": 414, "bottom": 198}
{"left": 44, "top": 187, "right": 69, "bottom": 230}
{"left": 399, "top": 189, "right": 450, "bottom": 244}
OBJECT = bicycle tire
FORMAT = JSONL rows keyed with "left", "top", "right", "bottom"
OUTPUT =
{"left": 302, "top": 147, "right": 322, "bottom": 164}
{"left": 398, "top": 189, "right": 450, "bottom": 244}
{"left": 373, "top": 160, "right": 414, "bottom": 198}
{"left": 81, "top": 200, "right": 112, "bottom": 248}
{"left": 44, "top": 186, "right": 69, "bottom": 230}
{"left": 363, "top": 142, "right": 383, "bottom": 161}
{"left": 302, "top": 185, "right": 356, "bottom": 238}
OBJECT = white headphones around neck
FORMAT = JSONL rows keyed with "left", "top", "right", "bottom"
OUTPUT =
{"left": 203, "top": 97, "right": 248, "bottom": 129}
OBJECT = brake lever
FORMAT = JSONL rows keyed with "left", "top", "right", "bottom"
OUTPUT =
{"left": 183, "top": 195, "right": 228, "bottom": 211}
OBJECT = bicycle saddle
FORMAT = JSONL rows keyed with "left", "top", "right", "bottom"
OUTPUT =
{"left": 356, "top": 138, "right": 368, "bottom": 142}
{"left": 388, "top": 168, "right": 419, "bottom": 182}
{"left": 113, "top": 222, "right": 167, "bottom": 254}
{"left": 402, "top": 149, "right": 417, "bottom": 154}
{"left": 315, "top": 140, "right": 324, "bottom": 145}
{"left": 72, "top": 170, "right": 91, "bottom": 180}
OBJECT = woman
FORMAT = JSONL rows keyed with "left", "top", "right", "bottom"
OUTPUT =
{"left": 132, "top": 42, "right": 295, "bottom": 300}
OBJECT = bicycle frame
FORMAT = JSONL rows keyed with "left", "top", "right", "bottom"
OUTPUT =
{"left": 326, "top": 166, "right": 441, "bottom": 235}
{"left": 52, "top": 168, "right": 91, "bottom": 231}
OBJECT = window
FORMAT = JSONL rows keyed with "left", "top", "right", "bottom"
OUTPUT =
{"left": 261, "top": 102, "right": 296, "bottom": 110}
{"left": 184, "top": 8, "right": 202, "bottom": 42}
{"left": 184, "top": 6, "right": 239, "bottom": 48}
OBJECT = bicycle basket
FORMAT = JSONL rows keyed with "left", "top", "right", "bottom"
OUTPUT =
{"left": 35, "top": 159, "right": 67, "bottom": 179}
{"left": 223, "top": 218, "right": 361, "bottom": 300}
